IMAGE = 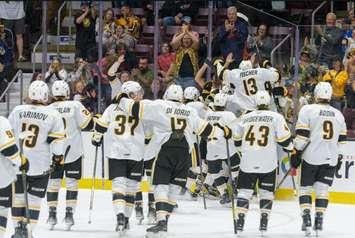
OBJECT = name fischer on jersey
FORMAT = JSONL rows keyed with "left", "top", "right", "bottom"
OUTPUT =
{"left": 240, "top": 69, "right": 257, "bottom": 77}
{"left": 244, "top": 115, "right": 273, "bottom": 123}
{"left": 319, "top": 110, "right": 335, "bottom": 117}
{"left": 19, "top": 111, "right": 48, "bottom": 121}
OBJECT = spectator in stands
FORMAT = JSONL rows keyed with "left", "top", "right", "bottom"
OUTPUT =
{"left": 109, "top": 70, "right": 131, "bottom": 99}
{"left": 98, "top": 8, "right": 116, "bottom": 48}
{"left": 315, "top": 13, "right": 344, "bottom": 68}
{"left": 141, "top": 0, "right": 154, "bottom": 26}
{"left": 247, "top": 24, "right": 273, "bottom": 61}
{"left": 345, "top": 77, "right": 355, "bottom": 109}
{"left": 116, "top": 4, "right": 141, "bottom": 39}
{"left": 0, "top": 1, "right": 26, "bottom": 61}
{"left": 216, "top": 6, "right": 248, "bottom": 69}
{"left": 131, "top": 57, "right": 154, "bottom": 99}
{"left": 0, "top": 23, "right": 14, "bottom": 94}
{"left": 68, "top": 57, "right": 94, "bottom": 85}
{"left": 112, "top": 0, "right": 142, "bottom": 8}
{"left": 30, "top": 72, "right": 43, "bottom": 83}
{"left": 322, "top": 59, "right": 348, "bottom": 111}
{"left": 159, "top": 0, "right": 198, "bottom": 27}
{"left": 73, "top": 79, "right": 86, "bottom": 101}
{"left": 345, "top": 18, "right": 355, "bottom": 38}
{"left": 115, "top": 43, "right": 138, "bottom": 71}
{"left": 45, "top": 57, "right": 68, "bottom": 86}
{"left": 158, "top": 42, "right": 175, "bottom": 78}
{"left": 166, "top": 22, "right": 199, "bottom": 89}
{"left": 111, "top": 25, "right": 136, "bottom": 51}
{"left": 75, "top": 1, "right": 97, "bottom": 60}
{"left": 95, "top": 49, "right": 115, "bottom": 107}
{"left": 81, "top": 83, "right": 98, "bottom": 114}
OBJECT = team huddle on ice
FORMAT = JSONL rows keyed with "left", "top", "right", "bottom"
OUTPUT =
{"left": 0, "top": 58, "right": 347, "bottom": 238}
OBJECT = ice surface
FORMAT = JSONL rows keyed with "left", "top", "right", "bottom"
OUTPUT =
{"left": 4, "top": 189, "right": 355, "bottom": 238}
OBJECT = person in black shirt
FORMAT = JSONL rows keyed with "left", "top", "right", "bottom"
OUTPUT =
{"left": 75, "top": 1, "right": 97, "bottom": 60}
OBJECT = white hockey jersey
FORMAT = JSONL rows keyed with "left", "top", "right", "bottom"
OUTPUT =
{"left": 48, "top": 100, "right": 92, "bottom": 164}
{"left": 223, "top": 68, "right": 279, "bottom": 111}
{"left": 143, "top": 120, "right": 159, "bottom": 161}
{"left": 95, "top": 103, "right": 145, "bottom": 161}
{"left": 8, "top": 105, "right": 65, "bottom": 176}
{"left": 0, "top": 116, "right": 19, "bottom": 188}
{"left": 186, "top": 101, "right": 209, "bottom": 119}
{"left": 205, "top": 110, "right": 238, "bottom": 161}
{"left": 294, "top": 104, "right": 347, "bottom": 166}
{"left": 118, "top": 98, "right": 213, "bottom": 153}
{"left": 232, "top": 110, "right": 292, "bottom": 173}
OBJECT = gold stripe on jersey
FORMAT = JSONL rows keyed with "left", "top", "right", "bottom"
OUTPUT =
{"left": 191, "top": 147, "right": 197, "bottom": 168}
{"left": 276, "top": 132, "right": 291, "bottom": 142}
{"left": 0, "top": 139, "right": 15, "bottom": 150}
{"left": 295, "top": 124, "right": 310, "bottom": 130}
{"left": 139, "top": 102, "right": 144, "bottom": 119}
{"left": 196, "top": 121, "right": 208, "bottom": 136}
{"left": 80, "top": 116, "right": 92, "bottom": 129}
{"left": 48, "top": 132, "right": 65, "bottom": 138}
{"left": 95, "top": 118, "right": 109, "bottom": 128}
{"left": 295, "top": 134, "right": 308, "bottom": 141}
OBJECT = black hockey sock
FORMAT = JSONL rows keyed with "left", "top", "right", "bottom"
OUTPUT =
{"left": 315, "top": 198, "right": 328, "bottom": 213}
{"left": 236, "top": 197, "right": 249, "bottom": 213}
{"left": 260, "top": 199, "right": 273, "bottom": 214}
{"left": 11, "top": 206, "right": 25, "bottom": 222}
{"left": 0, "top": 208, "right": 7, "bottom": 233}
{"left": 213, "top": 175, "right": 228, "bottom": 195}
{"left": 112, "top": 192, "right": 125, "bottom": 206}
{"left": 66, "top": 190, "right": 78, "bottom": 210}
{"left": 135, "top": 191, "right": 143, "bottom": 204}
{"left": 47, "top": 191, "right": 59, "bottom": 208}
{"left": 148, "top": 193, "right": 155, "bottom": 204}
{"left": 299, "top": 195, "right": 312, "bottom": 211}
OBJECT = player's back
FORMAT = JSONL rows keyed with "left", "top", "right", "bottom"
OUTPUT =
{"left": 236, "top": 109, "right": 290, "bottom": 173}
{"left": 186, "top": 101, "right": 208, "bottom": 118}
{"left": 296, "top": 104, "right": 347, "bottom": 166}
{"left": 99, "top": 103, "right": 145, "bottom": 161}
{"left": 8, "top": 104, "right": 65, "bottom": 175}
{"left": 48, "top": 100, "right": 91, "bottom": 163}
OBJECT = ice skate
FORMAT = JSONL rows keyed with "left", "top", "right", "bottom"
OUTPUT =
{"left": 116, "top": 213, "right": 126, "bottom": 236}
{"left": 301, "top": 209, "right": 312, "bottom": 236}
{"left": 47, "top": 207, "right": 57, "bottom": 230}
{"left": 235, "top": 213, "right": 245, "bottom": 232}
{"left": 147, "top": 203, "right": 157, "bottom": 225}
{"left": 12, "top": 222, "right": 29, "bottom": 238}
{"left": 219, "top": 191, "right": 231, "bottom": 205}
{"left": 135, "top": 202, "right": 144, "bottom": 225}
{"left": 145, "top": 220, "right": 167, "bottom": 238}
{"left": 64, "top": 207, "right": 75, "bottom": 231}
{"left": 259, "top": 213, "right": 268, "bottom": 236}
{"left": 314, "top": 212, "right": 323, "bottom": 237}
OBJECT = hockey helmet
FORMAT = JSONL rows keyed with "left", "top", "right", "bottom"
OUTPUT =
{"left": 28, "top": 81, "right": 49, "bottom": 103}
{"left": 121, "top": 81, "right": 144, "bottom": 99}
{"left": 52, "top": 80, "right": 70, "bottom": 98}
{"left": 314, "top": 82, "right": 332, "bottom": 101}
{"left": 163, "top": 84, "right": 183, "bottom": 102}
{"left": 255, "top": 90, "right": 271, "bottom": 107}
{"left": 184, "top": 86, "right": 200, "bottom": 101}
{"left": 239, "top": 60, "right": 253, "bottom": 70}
{"left": 213, "top": 93, "right": 228, "bottom": 107}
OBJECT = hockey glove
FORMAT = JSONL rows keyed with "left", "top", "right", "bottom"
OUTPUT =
{"left": 91, "top": 132, "right": 103, "bottom": 147}
{"left": 290, "top": 149, "right": 302, "bottom": 169}
{"left": 52, "top": 154, "right": 64, "bottom": 170}
{"left": 336, "top": 154, "right": 343, "bottom": 171}
{"left": 214, "top": 123, "right": 232, "bottom": 140}
{"left": 112, "top": 92, "right": 128, "bottom": 104}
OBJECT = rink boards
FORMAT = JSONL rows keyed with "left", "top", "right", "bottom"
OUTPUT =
{"left": 72, "top": 132, "right": 355, "bottom": 204}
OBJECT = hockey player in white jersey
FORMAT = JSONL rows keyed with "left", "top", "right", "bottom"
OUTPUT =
{"left": 231, "top": 90, "right": 293, "bottom": 234}
{"left": 291, "top": 82, "right": 347, "bottom": 236}
{"left": 0, "top": 117, "right": 28, "bottom": 238}
{"left": 205, "top": 93, "right": 240, "bottom": 205}
{"left": 92, "top": 81, "right": 145, "bottom": 236}
{"left": 8, "top": 81, "right": 65, "bottom": 238}
{"left": 112, "top": 84, "right": 228, "bottom": 238}
{"left": 46, "top": 81, "right": 94, "bottom": 231}
{"left": 213, "top": 58, "right": 283, "bottom": 112}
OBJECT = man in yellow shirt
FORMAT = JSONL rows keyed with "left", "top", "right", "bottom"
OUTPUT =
{"left": 322, "top": 59, "right": 349, "bottom": 110}
{"left": 116, "top": 4, "right": 141, "bottom": 39}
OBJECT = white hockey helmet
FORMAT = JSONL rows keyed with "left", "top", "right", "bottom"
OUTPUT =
{"left": 121, "top": 81, "right": 144, "bottom": 99}
{"left": 28, "top": 80, "right": 49, "bottom": 103}
{"left": 184, "top": 86, "right": 200, "bottom": 101}
{"left": 239, "top": 60, "right": 253, "bottom": 70}
{"left": 164, "top": 84, "right": 183, "bottom": 102}
{"left": 255, "top": 90, "right": 271, "bottom": 107}
{"left": 52, "top": 80, "right": 70, "bottom": 98}
{"left": 213, "top": 93, "right": 228, "bottom": 107}
{"left": 314, "top": 82, "right": 332, "bottom": 101}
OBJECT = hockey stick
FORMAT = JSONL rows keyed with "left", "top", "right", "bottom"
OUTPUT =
{"left": 18, "top": 132, "right": 33, "bottom": 238}
{"left": 88, "top": 145, "right": 99, "bottom": 224}
{"left": 225, "top": 138, "right": 237, "bottom": 234}
{"left": 195, "top": 135, "right": 207, "bottom": 210}
{"left": 101, "top": 138, "right": 105, "bottom": 189}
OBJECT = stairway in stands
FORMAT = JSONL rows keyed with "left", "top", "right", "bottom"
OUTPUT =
{"left": 0, "top": 73, "right": 33, "bottom": 117}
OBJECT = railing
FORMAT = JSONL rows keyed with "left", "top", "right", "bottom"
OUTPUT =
{"left": 310, "top": 1, "right": 327, "bottom": 45}
{"left": 32, "top": 34, "right": 43, "bottom": 74}
{"left": 270, "top": 33, "right": 292, "bottom": 66}
{"left": 0, "top": 70, "right": 24, "bottom": 117}
{"left": 57, "top": 1, "right": 68, "bottom": 54}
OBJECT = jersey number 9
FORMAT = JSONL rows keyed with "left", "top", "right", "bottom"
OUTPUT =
{"left": 322, "top": 120, "right": 333, "bottom": 140}
{"left": 21, "top": 123, "right": 40, "bottom": 148}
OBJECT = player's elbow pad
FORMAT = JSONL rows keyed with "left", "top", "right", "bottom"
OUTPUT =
{"left": 81, "top": 118, "right": 95, "bottom": 132}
